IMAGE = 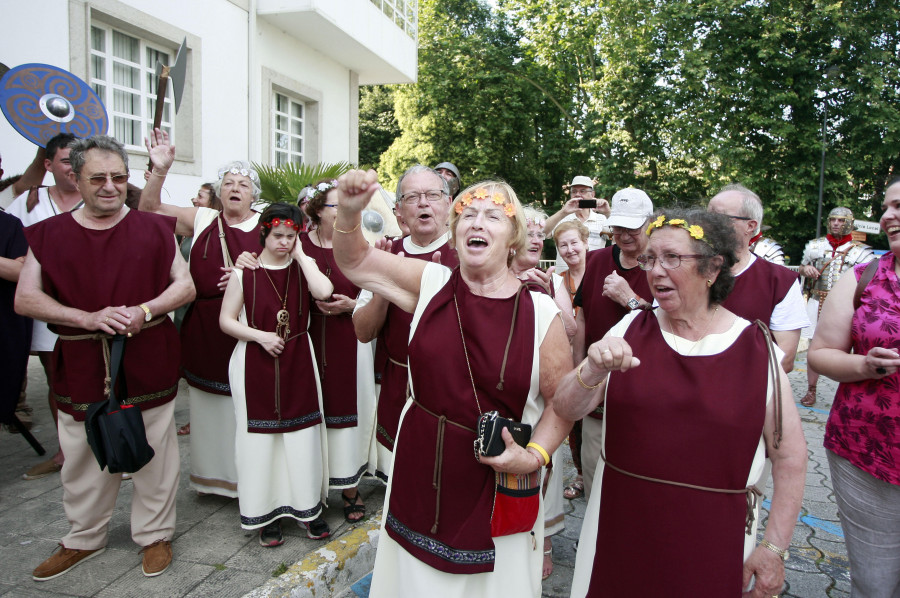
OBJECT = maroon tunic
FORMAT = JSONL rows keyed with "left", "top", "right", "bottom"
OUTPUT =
{"left": 25, "top": 210, "right": 181, "bottom": 421}
{"left": 181, "top": 213, "right": 260, "bottom": 394}
{"left": 578, "top": 246, "right": 652, "bottom": 420}
{"left": 377, "top": 238, "right": 458, "bottom": 451}
{"left": 240, "top": 263, "right": 322, "bottom": 433}
{"left": 721, "top": 257, "right": 798, "bottom": 325}
{"left": 301, "top": 234, "right": 363, "bottom": 428}
{"left": 588, "top": 312, "right": 768, "bottom": 595}
{"left": 385, "top": 268, "right": 535, "bottom": 574}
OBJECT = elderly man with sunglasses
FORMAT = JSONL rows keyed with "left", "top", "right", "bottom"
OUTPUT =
{"left": 708, "top": 184, "right": 809, "bottom": 373}
{"left": 16, "top": 135, "right": 195, "bottom": 581}
{"left": 571, "top": 188, "right": 655, "bottom": 501}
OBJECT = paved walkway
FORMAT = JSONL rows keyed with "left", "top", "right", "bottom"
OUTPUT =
{"left": 1, "top": 352, "right": 850, "bottom": 597}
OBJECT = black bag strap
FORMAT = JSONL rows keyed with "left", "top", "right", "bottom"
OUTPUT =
{"left": 853, "top": 259, "right": 880, "bottom": 311}
{"left": 106, "top": 336, "right": 128, "bottom": 407}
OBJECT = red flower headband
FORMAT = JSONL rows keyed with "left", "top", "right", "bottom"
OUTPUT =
{"left": 264, "top": 218, "right": 300, "bottom": 231}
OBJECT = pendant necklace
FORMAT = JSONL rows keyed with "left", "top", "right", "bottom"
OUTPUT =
{"left": 259, "top": 258, "right": 292, "bottom": 339}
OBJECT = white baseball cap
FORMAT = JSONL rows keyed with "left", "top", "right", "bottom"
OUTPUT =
{"left": 570, "top": 175, "right": 594, "bottom": 188}
{"left": 606, "top": 188, "right": 654, "bottom": 229}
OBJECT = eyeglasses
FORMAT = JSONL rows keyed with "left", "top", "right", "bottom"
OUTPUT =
{"left": 527, "top": 232, "right": 546, "bottom": 240}
{"left": 400, "top": 190, "right": 447, "bottom": 204}
{"left": 323, "top": 204, "right": 338, "bottom": 208}
{"left": 84, "top": 172, "right": 129, "bottom": 186}
{"left": 722, "top": 214, "right": 752, "bottom": 221}
{"left": 636, "top": 253, "right": 705, "bottom": 271}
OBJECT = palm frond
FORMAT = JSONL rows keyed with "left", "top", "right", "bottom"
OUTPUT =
{"left": 253, "top": 161, "right": 353, "bottom": 205}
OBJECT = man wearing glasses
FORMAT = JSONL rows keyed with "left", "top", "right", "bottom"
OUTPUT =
{"left": 544, "top": 175, "right": 612, "bottom": 272}
{"left": 708, "top": 184, "right": 809, "bottom": 373}
{"left": 4, "top": 133, "right": 82, "bottom": 481}
{"left": 353, "top": 165, "right": 459, "bottom": 480}
{"left": 572, "top": 187, "right": 654, "bottom": 500}
{"left": 17, "top": 135, "right": 194, "bottom": 581}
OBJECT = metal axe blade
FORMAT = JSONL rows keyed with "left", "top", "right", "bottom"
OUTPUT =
{"left": 154, "top": 38, "right": 187, "bottom": 114}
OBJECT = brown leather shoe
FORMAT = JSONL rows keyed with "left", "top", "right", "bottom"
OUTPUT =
{"left": 23, "top": 458, "right": 62, "bottom": 481}
{"left": 140, "top": 539, "right": 172, "bottom": 577}
{"left": 33, "top": 544, "right": 105, "bottom": 581}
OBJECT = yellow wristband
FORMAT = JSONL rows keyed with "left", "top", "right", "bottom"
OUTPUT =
{"left": 526, "top": 442, "right": 550, "bottom": 467}
{"left": 333, "top": 221, "right": 361, "bottom": 234}
{"left": 576, "top": 362, "right": 603, "bottom": 390}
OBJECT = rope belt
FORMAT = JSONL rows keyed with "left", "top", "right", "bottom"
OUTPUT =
{"left": 412, "top": 399, "right": 476, "bottom": 534}
{"left": 601, "top": 448, "right": 763, "bottom": 535}
{"left": 57, "top": 317, "right": 166, "bottom": 397}
{"left": 388, "top": 356, "right": 408, "bottom": 368}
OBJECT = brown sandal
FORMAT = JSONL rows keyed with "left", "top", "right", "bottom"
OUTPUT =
{"left": 801, "top": 385, "right": 817, "bottom": 407}
{"left": 563, "top": 477, "right": 584, "bottom": 500}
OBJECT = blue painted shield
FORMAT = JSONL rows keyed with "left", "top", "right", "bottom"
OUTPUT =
{"left": 0, "top": 63, "right": 108, "bottom": 147}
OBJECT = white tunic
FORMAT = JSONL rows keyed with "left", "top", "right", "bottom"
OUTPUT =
{"left": 369, "top": 263, "right": 562, "bottom": 598}
{"left": 228, "top": 266, "right": 329, "bottom": 528}
{"left": 187, "top": 207, "right": 260, "bottom": 497}
{"left": 570, "top": 310, "right": 785, "bottom": 597}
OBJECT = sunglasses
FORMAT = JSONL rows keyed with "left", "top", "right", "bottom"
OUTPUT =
{"left": 84, "top": 173, "right": 129, "bottom": 186}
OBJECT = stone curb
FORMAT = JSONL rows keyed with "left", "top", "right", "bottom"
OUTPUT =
{"left": 243, "top": 512, "right": 381, "bottom": 598}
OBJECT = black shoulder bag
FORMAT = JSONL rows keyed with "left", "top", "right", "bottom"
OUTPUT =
{"left": 84, "top": 335, "right": 156, "bottom": 473}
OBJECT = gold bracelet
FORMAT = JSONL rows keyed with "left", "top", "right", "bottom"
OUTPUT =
{"left": 758, "top": 539, "right": 789, "bottom": 561}
{"left": 526, "top": 442, "right": 550, "bottom": 467}
{"left": 150, "top": 170, "right": 167, "bottom": 177}
{"left": 333, "top": 221, "right": 361, "bottom": 234}
{"left": 576, "top": 362, "right": 603, "bottom": 390}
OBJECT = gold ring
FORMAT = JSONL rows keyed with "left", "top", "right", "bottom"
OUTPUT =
{"left": 127, "top": 332, "right": 133, "bottom": 338}
{"left": 602, "top": 349, "right": 612, "bottom": 354}
{"left": 105, "top": 317, "right": 110, "bottom": 323}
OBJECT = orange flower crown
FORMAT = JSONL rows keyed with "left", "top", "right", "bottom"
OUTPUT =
{"left": 645, "top": 215, "right": 710, "bottom": 245}
{"left": 455, "top": 187, "right": 516, "bottom": 217}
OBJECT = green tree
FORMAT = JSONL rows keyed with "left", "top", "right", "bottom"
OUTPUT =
{"left": 358, "top": 85, "right": 401, "bottom": 171}
{"left": 379, "top": 0, "right": 580, "bottom": 208}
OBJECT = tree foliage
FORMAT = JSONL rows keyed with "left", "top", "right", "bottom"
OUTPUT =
{"left": 359, "top": 85, "right": 401, "bottom": 171}
{"left": 367, "top": 0, "right": 900, "bottom": 257}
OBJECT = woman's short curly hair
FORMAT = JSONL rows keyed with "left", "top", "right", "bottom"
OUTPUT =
{"left": 650, "top": 208, "right": 739, "bottom": 305}
{"left": 306, "top": 178, "right": 338, "bottom": 227}
{"left": 553, "top": 219, "right": 589, "bottom": 244}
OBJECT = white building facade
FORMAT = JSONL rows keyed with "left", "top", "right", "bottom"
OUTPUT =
{"left": 1, "top": 0, "right": 417, "bottom": 203}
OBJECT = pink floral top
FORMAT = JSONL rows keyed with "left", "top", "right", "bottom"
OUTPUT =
{"left": 825, "top": 253, "right": 900, "bottom": 485}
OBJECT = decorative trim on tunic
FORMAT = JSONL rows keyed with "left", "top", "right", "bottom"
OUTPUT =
{"left": 329, "top": 463, "right": 367, "bottom": 487}
{"left": 385, "top": 512, "right": 495, "bottom": 566}
{"left": 376, "top": 423, "right": 395, "bottom": 446}
{"left": 324, "top": 414, "right": 358, "bottom": 426}
{"left": 57, "top": 384, "right": 178, "bottom": 411}
{"left": 248, "top": 410, "right": 322, "bottom": 430}
{"left": 182, "top": 369, "right": 231, "bottom": 393}
{"left": 240, "top": 503, "right": 324, "bottom": 527}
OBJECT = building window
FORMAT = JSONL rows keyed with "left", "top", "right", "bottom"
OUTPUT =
{"left": 89, "top": 24, "right": 174, "bottom": 149}
{"left": 272, "top": 92, "right": 305, "bottom": 166}
{"left": 369, "top": 0, "right": 418, "bottom": 38}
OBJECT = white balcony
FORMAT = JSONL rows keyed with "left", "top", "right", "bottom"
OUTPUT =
{"left": 256, "top": 0, "right": 418, "bottom": 84}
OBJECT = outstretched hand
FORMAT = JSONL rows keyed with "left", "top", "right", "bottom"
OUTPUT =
{"left": 144, "top": 128, "right": 175, "bottom": 173}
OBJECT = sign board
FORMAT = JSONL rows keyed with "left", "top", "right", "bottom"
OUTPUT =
{"left": 854, "top": 220, "right": 881, "bottom": 235}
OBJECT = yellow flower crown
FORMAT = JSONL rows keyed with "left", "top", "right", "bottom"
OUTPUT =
{"left": 455, "top": 187, "right": 516, "bottom": 217}
{"left": 646, "top": 215, "right": 711, "bottom": 245}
